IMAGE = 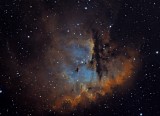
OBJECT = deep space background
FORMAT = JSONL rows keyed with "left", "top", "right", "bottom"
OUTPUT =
{"left": 0, "top": 0, "right": 160, "bottom": 116}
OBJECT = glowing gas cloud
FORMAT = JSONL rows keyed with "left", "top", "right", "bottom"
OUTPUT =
{"left": 4, "top": 1, "right": 140, "bottom": 114}
{"left": 50, "top": 30, "right": 139, "bottom": 112}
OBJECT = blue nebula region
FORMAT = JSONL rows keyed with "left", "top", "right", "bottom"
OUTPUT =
{"left": 64, "top": 44, "right": 97, "bottom": 83}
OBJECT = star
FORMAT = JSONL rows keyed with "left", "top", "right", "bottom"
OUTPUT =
{"left": 84, "top": 7, "right": 88, "bottom": 10}
{"left": 27, "top": 35, "right": 30, "bottom": 38}
{"left": 0, "top": 89, "right": 2, "bottom": 94}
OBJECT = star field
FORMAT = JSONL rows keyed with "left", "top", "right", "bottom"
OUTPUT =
{"left": 0, "top": 0, "right": 160, "bottom": 116}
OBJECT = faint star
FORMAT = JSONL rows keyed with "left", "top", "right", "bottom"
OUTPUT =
{"left": 0, "top": 90, "right": 2, "bottom": 94}
{"left": 156, "top": 51, "right": 159, "bottom": 54}
{"left": 27, "top": 35, "right": 30, "bottom": 38}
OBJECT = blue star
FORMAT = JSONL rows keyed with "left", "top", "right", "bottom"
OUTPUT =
{"left": 140, "top": 113, "right": 143, "bottom": 116}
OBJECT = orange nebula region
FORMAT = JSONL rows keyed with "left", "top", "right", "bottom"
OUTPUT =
{"left": 52, "top": 41, "right": 139, "bottom": 112}
{"left": 102, "top": 59, "right": 134, "bottom": 93}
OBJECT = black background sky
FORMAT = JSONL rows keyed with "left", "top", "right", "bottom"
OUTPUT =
{"left": 0, "top": 0, "right": 160, "bottom": 116}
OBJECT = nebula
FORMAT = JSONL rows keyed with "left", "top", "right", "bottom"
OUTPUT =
{"left": 21, "top": 22, "right": 139, "bottom": 112}
{"left": 50, "top": 30, "right": 139, "bottom": 112}
{"left": 2, "top": 0, "right": 140, "bottom": 114}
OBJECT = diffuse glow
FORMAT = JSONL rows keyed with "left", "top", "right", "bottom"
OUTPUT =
{"left": 52, "top": 32, "right": 139, "bottom": 112}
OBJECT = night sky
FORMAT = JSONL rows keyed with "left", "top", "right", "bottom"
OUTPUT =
{"left": 0, "top": 0, "right": 160, "bottom": 116}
